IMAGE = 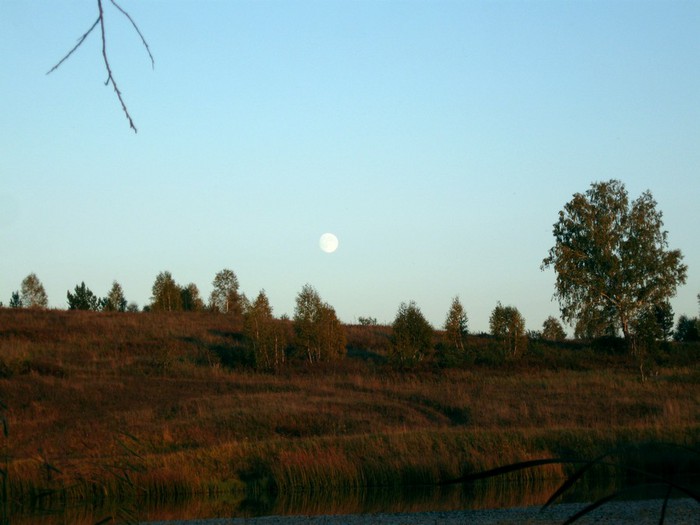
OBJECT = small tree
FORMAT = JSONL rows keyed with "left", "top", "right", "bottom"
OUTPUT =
{"left": 541, "top": 316, "right": 566, "bottom": 341}
{"left": 391, "top": 301, "right": 433, "bottom": 366}
{"left": 245, "top": 290, "right": 285, "bottom": 371}
{"left": 181, "top": 283, "right": 205, "bottom": 311}
{"left": 317, "top": 302, "right": 346, "bottom": 362}
{"left": 9, "top": 291, "right": 22, "bottom": 309}
{"left": 67, "top": 282, "right": 100, "bottom": 311}
{"left": 150, "top": 271, "right": 182, "bottom": 312}
{"left": 293, "top": 284, "right": 346, "bottom": 363}
{"left": 209, "top": 269, "right": 242, "bottom": 316}
{"left": 443, "top": 296, "right": 468, "bottom": 353}
{"left": 489, "top": 302, "right": 527, "bottom": 357}
{"left": 674, "top": 315, "right": 699, "bottom": 342}
{"left": 102, "top": 281, "right": 128, "bottom": 312}
{"left": 21, "top": 273, "right": 48, "bottom": 309}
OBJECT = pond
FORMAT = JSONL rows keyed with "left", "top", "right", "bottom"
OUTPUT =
{"left": 11, "top": 473, "right": 697, "bottom": 524}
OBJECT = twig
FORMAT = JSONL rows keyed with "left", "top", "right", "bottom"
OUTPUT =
{"left": 46, "top": 17, "right": 100, "bottom": 75}
{"left": 97, "top": 0, "right": 137, "bottom": 132}
{"left": 46, "top": 0, "right": 153, "bottom": 133}
{"left": 110, "top": 0, "right": 154, "bottom": 69}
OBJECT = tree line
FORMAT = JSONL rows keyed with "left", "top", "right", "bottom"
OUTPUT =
{"left": 3, "top": 180, "right": 699, "bottom": 369}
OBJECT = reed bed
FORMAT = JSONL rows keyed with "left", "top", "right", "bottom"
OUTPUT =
{"left": 0, "top": 308, "right": 698, "bottom": 513}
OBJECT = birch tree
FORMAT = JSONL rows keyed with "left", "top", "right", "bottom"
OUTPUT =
{"left": 21, "top": 273, "right": 48, "bottom": 309}
{"left": 209, "top": 269, "right": 242, "bottom": 316}
{"left": 542, "top": 180, "right": 687, "bottom": 350}
{"left": 444, "top": 296, "right": 468, "bottom": 353}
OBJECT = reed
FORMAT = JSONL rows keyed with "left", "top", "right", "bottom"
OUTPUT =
{"left": 0, "top": 308, "right": 697, "bottom": 516}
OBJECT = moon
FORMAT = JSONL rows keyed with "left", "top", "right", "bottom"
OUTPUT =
{"left": 319, "top": 233, "right": 339, "bottom": 253}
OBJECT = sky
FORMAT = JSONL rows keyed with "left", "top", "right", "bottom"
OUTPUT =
{"left": 1, "top": 1, "right": 699, "bottom": 333}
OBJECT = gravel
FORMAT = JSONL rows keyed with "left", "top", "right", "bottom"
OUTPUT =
{"left": 144, "top": 498, "right": 699, "bottom": 524}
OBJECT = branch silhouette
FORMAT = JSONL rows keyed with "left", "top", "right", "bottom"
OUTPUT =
{"left": 47, "top": 0, "right": 153, "bottom": 133}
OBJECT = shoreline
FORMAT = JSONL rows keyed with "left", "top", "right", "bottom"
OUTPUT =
{"left": 144, "top": 498, "right": 700, "bottom": 524}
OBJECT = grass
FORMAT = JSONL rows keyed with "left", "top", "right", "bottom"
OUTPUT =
{"left": 0, "top": 308, "right": 698, "bottom": 519}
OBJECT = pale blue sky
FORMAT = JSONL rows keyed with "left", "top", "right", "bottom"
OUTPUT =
{"left": 1, "top": 1, "right": 698, "bottom": 332}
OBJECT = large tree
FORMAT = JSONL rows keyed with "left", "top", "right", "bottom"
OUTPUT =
{"left": 21, "top": 273, "right": 48, "bottom": 309}
{"left": 542, "top": 180, "right": 687, "bottom": 346}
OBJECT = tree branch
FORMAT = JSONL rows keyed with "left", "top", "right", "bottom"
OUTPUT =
{"left": 46, "top": 18, "right": 100, "bottom": 75}
{"left": 110, "top": 0, "right": 154, "bottom": 69}
{"left": 98, "top": 0, "right": 137, "bottom": 132}
{"left": 47, "top": 0, "right": 153, "bottom": 133}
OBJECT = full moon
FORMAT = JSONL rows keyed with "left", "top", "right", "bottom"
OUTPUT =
{"left": 319, "top": 233, "right": 339, "bottom": 253}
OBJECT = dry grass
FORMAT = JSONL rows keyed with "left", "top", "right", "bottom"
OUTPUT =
{"left": 0, "top": 309, "right": 698, "bottom": 509}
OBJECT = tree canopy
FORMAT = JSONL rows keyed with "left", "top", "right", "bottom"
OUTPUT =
{"left": 209, "top": 269, "right": 242, "bottom": 316}
{"left": 489, "top": 302, "right": 526, "bottom": 357}
{"left": 391, "top": 301, "right": 434, "bottom": 365}
{"left": 444, "top": 296, "right": 468, "bottom": 352}
{"left": 293, "top": 284, "right": 346, "bottom": 364}
{"left": 541, "top": 316, "right": 567, "bottom": 342}
{"left": 150, "top": 271, "right": 182, "bottom": 312}
{"left": 21, "top": 273, "right": 48, "bottom": 309}
{"left": 245, "top": 290, "right": 285, "bottom": 371}
{"left": 542, "top": 180, "right": 687, "bottom": 345}
{"left": 103, "top": 281, "right": 128, "bottom": 312}
{"left": 67, "top": 282, "right": 100, "bottom": 311}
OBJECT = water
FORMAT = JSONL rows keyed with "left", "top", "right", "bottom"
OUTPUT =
{"left": 10, "top": 475, "right": 657, "bottom": 524}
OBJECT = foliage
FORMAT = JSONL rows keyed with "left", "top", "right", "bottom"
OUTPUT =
{"left": 489, "top": 302, "right": 527, "bottom": 357}
{"left": 20, "top": 273, "right": 48, "bottom": 309}
{"left": 573, "top": 305, "right": 618, "bottom": 339}
{"left": 66, "top": 282, "right": 100, "bottom": 311}
{"left": 209, "top": 269, "right": 243, "bottom": 316}
{"left": 150, "top": 271, "right": 182, "bottom": 312}
{"left": 357, "top": 316, "right": 378, "bottom": 326}
{"left": 541, "top": 316, "right": 566, "bottom": 341}
{"left": 635, "top": 301, "right": 674, "bottom": 343}
{"left": 674, "top": 315, "right": 699, "bottom": 343}
{"left": 293, "top": 284, "right": 346, "bottom": 363}
{"left": 391, "top": 301, "right": 434, "bottom": 366}
{"left": 244, "top": 291, "right": 286, "bottom": 372}
{"left": 443, "top": 296, "right": 468, "bottom": 352}
{"left": 181, "top": 283, "right": 205, "bottom": 312}
{"left": 542, "top": 180, "right": 687, "bottom": 347}
{"left": 8, "top": 292, "right": 22, "bottom": 309}
{"left": 102, "top": 281, "right": 128, "bottom": 312}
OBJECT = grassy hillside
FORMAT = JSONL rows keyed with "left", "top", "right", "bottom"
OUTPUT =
{"left": 0, "top": 309, "right": 698, "bottom": 512}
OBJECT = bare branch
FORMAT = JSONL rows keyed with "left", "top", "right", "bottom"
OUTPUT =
{"left": 110, "top": 0, "right": 155, "bottom": 69}
{"left": 46, "top": 17, "right": 100, "bottom": 75}
{"left": 97, "top": 0, "right": 137, "bottom": 132}
{"left": 47, "top": 0, "right": 154, "bottom": 133}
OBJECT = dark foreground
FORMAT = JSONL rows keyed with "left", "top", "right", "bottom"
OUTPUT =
{"left": 143, "top": 498, "right": 699, "bottom": 525}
